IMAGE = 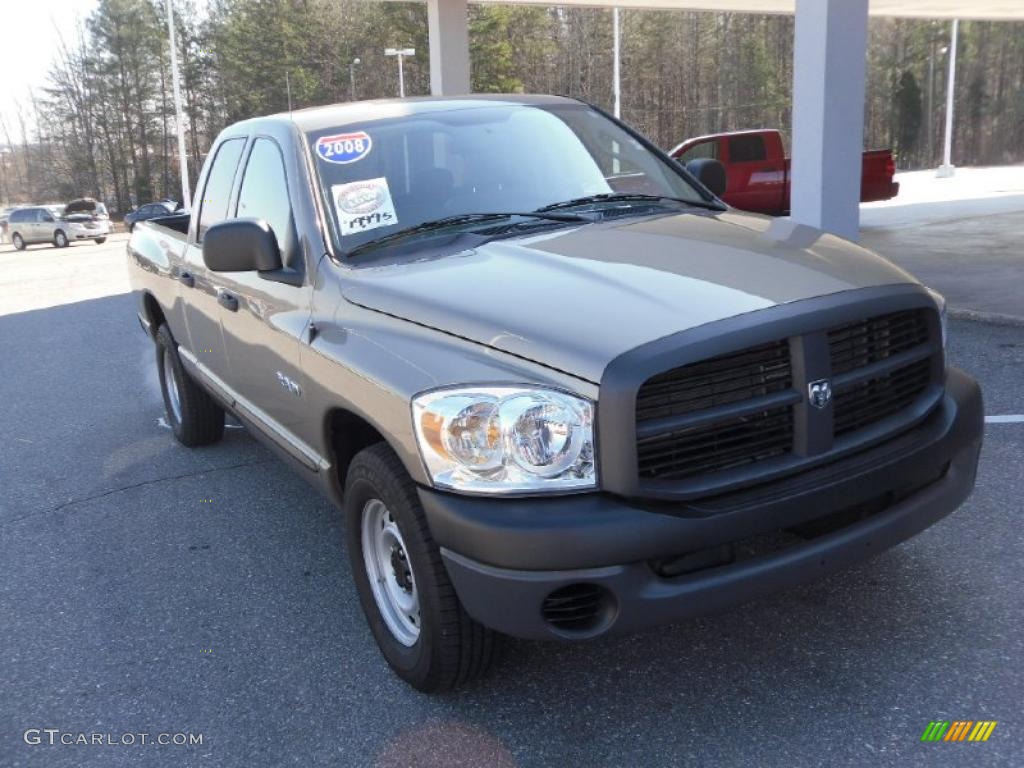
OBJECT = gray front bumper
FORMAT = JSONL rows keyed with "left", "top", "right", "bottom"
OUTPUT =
{"left": 425, "top": 368, "right": 983, "bottom": 640}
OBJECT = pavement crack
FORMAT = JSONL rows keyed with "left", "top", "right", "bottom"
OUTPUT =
{"left": 4, "top": 458, "right": 276, "bottom": 526}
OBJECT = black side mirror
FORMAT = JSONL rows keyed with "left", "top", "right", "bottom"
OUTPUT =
{"left": 203, "top": 219, "right": 282, "bottom": 273}
{"left": 685, "top": 158, "right": 727, "bottom": 199}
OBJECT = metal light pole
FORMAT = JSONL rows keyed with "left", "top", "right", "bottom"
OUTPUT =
{"left": 349, "top": 58, "right": 361, "bottom": 101}
{"left": 385, "top": 48, "right": 415, "bottom": 98}
{"left": 165, "top": 0, "right": 191, "bottom": 208}
{"left": 0, "top": 148, "right": 9, "bottom": 206}
{"left": 937, "top": 19, "right": 959, "bottom": 178}
{"left": 612, "top": 8, "right": 621, "bottom": 119}
{"left": 926, "top": 42, "right": 936, "bottom": 164}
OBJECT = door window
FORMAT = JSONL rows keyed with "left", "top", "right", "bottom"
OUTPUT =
{"left": 679, "top": 140, "right": 719, "bottom": 163}
{"left": 197, "top": 137, "right": 246, "bottom": 241}
{"left": 236, "top": 138, "right": 292, "bottom": 253}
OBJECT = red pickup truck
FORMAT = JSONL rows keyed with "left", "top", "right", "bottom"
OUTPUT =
{"left": 669, "top": 129, "right": 899, "bottom": 216}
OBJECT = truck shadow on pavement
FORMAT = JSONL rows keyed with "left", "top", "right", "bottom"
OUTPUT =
{"left": 1, "top": 294, "right": 1003, "bottom": 768}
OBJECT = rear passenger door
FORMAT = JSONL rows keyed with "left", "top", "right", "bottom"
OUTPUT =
{"left": 179, "top": 137, "right": 246, "bottom": 384}
{"left": 214, "top": 136, "right": 312, "bottom": 448}
{"left": 27, "top": 209, "right": 46, "bottom": 242}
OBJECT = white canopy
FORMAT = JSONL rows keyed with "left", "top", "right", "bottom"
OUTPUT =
{"left": 466, "top": 0, "right": 1024, "bottom": 20}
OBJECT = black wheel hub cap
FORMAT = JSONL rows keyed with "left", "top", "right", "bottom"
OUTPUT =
{"left": 390, "top": 544, "right": 413, "bottom": 592}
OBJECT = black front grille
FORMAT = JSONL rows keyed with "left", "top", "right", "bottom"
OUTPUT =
{"left": 828, "top": 309, "right": 933, "bottom": 437}
{"left": 827, "top": 309, "right": 929, "bottom": 375}
{"left": 636, "top": 341, "right": 791, "bottom": 422}
{"left": 633, "top": 307, "right": 937, "bottom": 488}
{"left": 637, "top": 406, "right": 792, "bottom": 480}
{"left": 833, "top": 358, "right": 932, "bottom": 437}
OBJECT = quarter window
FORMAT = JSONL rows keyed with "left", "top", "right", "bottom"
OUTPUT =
{"left": 198, "top": 137, "right": 245, "bottom": 241}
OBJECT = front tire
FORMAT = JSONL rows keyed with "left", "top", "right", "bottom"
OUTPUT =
{"left": 345, "top": 443, "right": 499, "bottom": 692}
{"left": 94, "top": 237, "right": 107, "bottom": 244}
{"left": 155, "top": 323, "right": 224, "bottom": 446}
{"left": 12, "top": 232, "right": 25, "bottom": 250}
{"left": 54, "top": 230, "right": 69, "bottom": 248}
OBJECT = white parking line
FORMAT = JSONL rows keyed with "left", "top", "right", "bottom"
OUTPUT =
{"left": 985, "top": 415, "right": 1024, "bottom": 424}
{"left": 156, "top": 416, "right": 243, "bottom": 429}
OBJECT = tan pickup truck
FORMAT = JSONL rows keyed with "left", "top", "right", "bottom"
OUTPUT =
{"left": 128, "top": 95, "right": 983, "bottom": 692}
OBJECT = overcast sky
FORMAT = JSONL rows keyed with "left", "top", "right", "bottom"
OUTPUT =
{"left": 0, "top": 0, "right": 100, "bottom": 140}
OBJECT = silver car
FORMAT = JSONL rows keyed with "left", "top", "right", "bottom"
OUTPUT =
{"left": 7, "top": 205, "right": 110, "bottom": 249}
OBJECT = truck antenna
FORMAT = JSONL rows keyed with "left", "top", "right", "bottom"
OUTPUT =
{"left": 286, "top": 72, "right": 293, "bottom": 116}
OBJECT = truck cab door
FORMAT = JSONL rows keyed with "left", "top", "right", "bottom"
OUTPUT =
{"left": 675, "top": 139, "right": 720, "bottom": 174}
{"left": 723, "top": 133, "right": 786, "bottom": 214}
{"left": 179, "top": 137, "right": 247, "bottom": 385}
{"left": 210, "top": 137, "right": 315, "bottom": 465}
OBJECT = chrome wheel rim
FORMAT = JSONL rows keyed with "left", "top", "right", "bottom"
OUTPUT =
{"left": 163, "top": 348, "right": 182, "bottom": 424}
{"left": 56, "top": 232, "right": 67, "bottom": 247}
{"left": 361, "top": 498, "right": 420, "bottom": 646}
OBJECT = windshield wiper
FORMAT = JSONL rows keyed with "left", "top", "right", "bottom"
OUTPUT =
{"left": 536, "top": 193, "right": 725, "bottom": 213}
{"left": 345, "top": 211, "right": 587, "bottom": 258}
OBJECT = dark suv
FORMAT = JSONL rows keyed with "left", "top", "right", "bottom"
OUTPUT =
{"left": 124, "top": 201, "right": 178, "bottom": 232}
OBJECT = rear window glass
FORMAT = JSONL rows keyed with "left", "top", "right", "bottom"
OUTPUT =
{"left": 728, "top": 134, "right": 767, "bottom": 163}
{"left": 9, "top": 209, "right": 30, "bottom": 223}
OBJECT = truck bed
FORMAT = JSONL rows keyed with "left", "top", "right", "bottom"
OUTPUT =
{"left": 147, "top": 213, "right": 191, "bottom": 235}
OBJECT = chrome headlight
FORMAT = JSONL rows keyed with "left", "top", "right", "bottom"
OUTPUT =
{"left": 412, "top": 386, "right": 596, "bottom": 494}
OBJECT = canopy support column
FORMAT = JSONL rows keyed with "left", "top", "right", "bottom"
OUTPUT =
{"left": 427, "top": 0, "right": 471, "bottom": 96}
{"left": 789, "top": 0, "right": 868, "bottom": 241}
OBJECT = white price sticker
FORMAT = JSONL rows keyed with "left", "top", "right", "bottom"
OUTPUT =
{"left": 331, "top": 177, "right": 398, "bottom": 237}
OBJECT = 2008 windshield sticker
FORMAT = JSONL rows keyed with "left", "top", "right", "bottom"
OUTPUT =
{"left": 316, "top": 131, "right": 372, "bottom": 164}
{"left": 332, "top": 177, "right": 397, "bottom": 236}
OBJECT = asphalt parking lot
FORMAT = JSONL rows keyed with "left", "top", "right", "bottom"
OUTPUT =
{"left": 1, "top": 235, "right": 1022, "bottom": 767}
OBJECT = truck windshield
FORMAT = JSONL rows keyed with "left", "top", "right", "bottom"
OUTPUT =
{"left": 307, "top": 103, "right": 708, "bottom": 255}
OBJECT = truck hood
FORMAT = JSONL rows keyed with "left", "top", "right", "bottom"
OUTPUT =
{"left": 341, "top": 210, "right": 918, "bottom": 383}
